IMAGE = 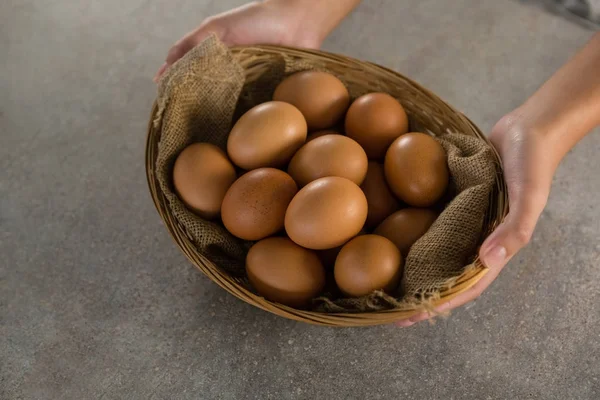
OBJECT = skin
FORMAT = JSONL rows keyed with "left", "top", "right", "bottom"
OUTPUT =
{"left": 153, "top": 0, "right": 361, "bottom": 81}
{"left": 156, "top": 0, "right": 600, "bottom": 326}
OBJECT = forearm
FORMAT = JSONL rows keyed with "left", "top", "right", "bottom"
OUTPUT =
{"left": 516, "top": 32, "right": 600, "bottom": 165}
{"left": 265, "top": 0, "right": 362, "bottom": 43}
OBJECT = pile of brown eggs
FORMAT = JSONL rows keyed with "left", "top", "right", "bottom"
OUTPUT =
{"left": 173, "top": 71, "right": 449, "bottom": 309}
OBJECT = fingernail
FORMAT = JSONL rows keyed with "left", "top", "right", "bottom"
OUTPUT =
{"left": 482, "top": 246, "right": 507, "bottom": 269}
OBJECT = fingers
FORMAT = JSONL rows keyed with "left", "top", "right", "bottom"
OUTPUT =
{"left": 482, "top": 120, "right": 552, "bottom": 270}
{"left": 446, "top": 186, "right": 549, "bottom": 320}
{"left": 435, "top": 260, "right": 504, "bottom": 311}
{"left": 165, "top": 31, "right": 203, "bottom": 66}
{"left": 480, "top": 185, "right": 548, "bottom": 270}
{"left": 395, "top": 120, "right": 554, "bottom": 329}
{"left": 153, "top": 20, "right": 221, "bottom": 83}
{"left": 395, "top": 319, "right": 415, "bottom": 327}
{"left": 153, "top": 63, "right": 167, "bottom": 82}
{"left": 395, "top": 243, "right": 509, "bottom": 328}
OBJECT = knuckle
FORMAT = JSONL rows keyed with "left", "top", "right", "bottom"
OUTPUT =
{"left": 514, "top": 225, "right": 533, "bottom": 246}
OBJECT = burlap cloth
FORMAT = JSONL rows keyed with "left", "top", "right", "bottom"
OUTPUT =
{"left": 153, "top": 35, "right": 497, "bottom": 312}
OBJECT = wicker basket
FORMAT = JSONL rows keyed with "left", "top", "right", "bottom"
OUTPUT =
{"left": 146, "top": 45, "right": 508, "bottom": 327}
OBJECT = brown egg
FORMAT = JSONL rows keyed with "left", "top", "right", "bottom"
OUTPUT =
{"left": 360, "top": 161, "right": 400, "bottom": 229}
{"left": 374, "top": 208, "right": 438, "bottom": 256}
{"left": 173, "top": 143, "right": 237, "bottom": 219}
{"left": 221, "top": 168, "right": 297, "bottom": 240}
{"left": 306, "top": 129, "right": 339, "bottom": 142}
{"left": 384, "top": 132, "right": 449, "bottom": 207}
{"left": 287, "top": 134, "right": 368, "bottom": 187}
{"left": 227, "top": 101, "right": 307, "bottom": 170}
{"left": 334, "top": 234, "right": 403, "bottom": 297}
{"left": 316, "top": 229, "right": 367, "bottom": 268}
{"left": 345, "top": 93, "right": 409, "bottom": 159}
{"left": 246, "top": 237, "right": 326, "bottom": 308}
{"left": 273, "top": 71, "right": 350, "bottom": 131}
{"left": 285, "top": 177, "right": 368, "bottom": 250}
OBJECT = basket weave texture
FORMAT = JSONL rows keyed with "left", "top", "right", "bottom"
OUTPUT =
{"left": 146, "top": 35, "right": 508, "bottom": 326}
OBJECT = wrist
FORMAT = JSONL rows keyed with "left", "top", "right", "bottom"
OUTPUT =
{"left": 497, "top": 105, "right": 568, "bottom": 170}
{"left": 514, "top": 97, "right": 584, "bottom": 158}
{"left": 512, "top": 33, "right": 600, "bottom": 153}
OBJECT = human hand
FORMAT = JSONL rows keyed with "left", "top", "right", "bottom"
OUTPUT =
{"left": 396, "top": 32, "right": 600, "bottom": 327}
{"left": 153, "top": 0, "right": 325, "bottom": 82}
{"left": 397, "top": 113, "right": 553, "bottom": 327}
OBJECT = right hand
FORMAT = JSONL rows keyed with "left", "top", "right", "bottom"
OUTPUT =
{"left": 397, "top": 113, "right": 554, "bottom": 327}
{"left": 154, "top": 1, "right": 324, "bottom": 82}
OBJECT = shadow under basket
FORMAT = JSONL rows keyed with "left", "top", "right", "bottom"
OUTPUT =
{"left": 146, "top": 43, "right": 509, "bottom": 327}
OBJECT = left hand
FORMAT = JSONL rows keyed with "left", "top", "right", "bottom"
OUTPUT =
{"left": 397, "top": 112, "right": 553, "bottom": 327}
{"left": 153, "top": 0, "right": 327, "bottom": 82}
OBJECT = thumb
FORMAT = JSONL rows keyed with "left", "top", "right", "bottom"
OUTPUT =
{"left": 154, "top": 20, "right": 223, "bottom": 82}
{"left": 479, "top": 186, "right": 548, "bottom": 270}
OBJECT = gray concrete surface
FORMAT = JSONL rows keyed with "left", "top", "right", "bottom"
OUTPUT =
{"left": 1, "top": 0, "right": 599, "bottom": 399}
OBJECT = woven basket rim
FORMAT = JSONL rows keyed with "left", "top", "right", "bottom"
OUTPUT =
{"left": 145, "top": 44, "right": 509, "bottom": 327}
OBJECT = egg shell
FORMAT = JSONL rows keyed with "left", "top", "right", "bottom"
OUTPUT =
{"left": 306, "top": 129, "right": 340, "bottom": 142}
{"left": 287, "top": 134, "right": 368, "bottom": 187}
{"left": 173, "top": 143, "right": 237, "bottom": 219}
{"left": 345, "top": 93, "right": 409, "bottom": 159}
{"left": 285, "top": 176, "right": 368, "bottom": 250}
{"left": 273, "top": 71, "right": 350, "bottom": 131}
{"left": 384, "top": 132, "right": 449, "bottom": 207}
{"left": 374, "top": 208, "right": 438, "bottom": 256}
{"left": 246, "top": 237, "right": 326, "bottom": 308}
{"left": 227, "top": 101, "right": 307, "bottom": 170}
{"left": 360, "top": 161, "right": 400, "bottom": 229}
{"left": 316, "top": 229, "right": 367, "bottom": 269}
{"left": 334, "top": 234, "right": 403, "bottom": 297}
{"left": 221, "top": 168, "right": 298, "bottom": 241}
